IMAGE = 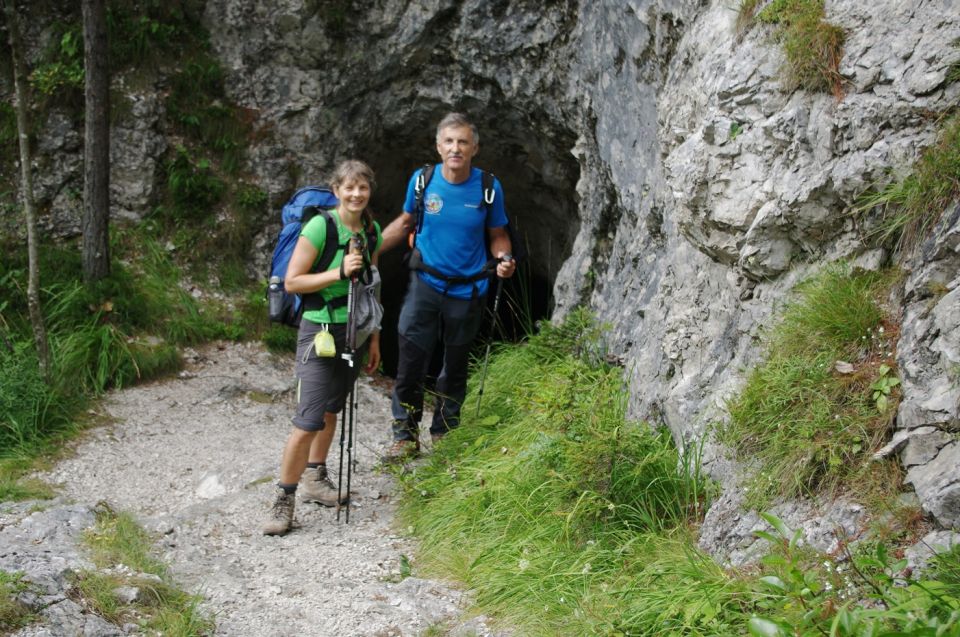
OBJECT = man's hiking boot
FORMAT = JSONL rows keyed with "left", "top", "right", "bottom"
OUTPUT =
{"left": 384, "top": 439, "right": 419, "bottom": 463}
{"left": 300, "top": 465, "right": 348, "bottom": 507}
{"left": 262, "top": 487, "right": 295, "bottom": 536}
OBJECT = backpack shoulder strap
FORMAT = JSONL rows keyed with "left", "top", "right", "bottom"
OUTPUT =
{"left": 481, "top": 170, "right": 495, "bottom": 213}
{"left": 413, "top": 163, "right": 435, "bottom": 239}
{"left": 310, "top": 207, "right": 343, "bottom": 274}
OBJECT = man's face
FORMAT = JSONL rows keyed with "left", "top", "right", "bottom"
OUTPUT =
{"left": 436, "top": 125, "right": 478, "bottom": 171}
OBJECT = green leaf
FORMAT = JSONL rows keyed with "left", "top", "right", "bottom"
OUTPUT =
{"left": 759, "top": 575, "right": 787, "bottom": 590}
{"left": 879, "top": 363, "right": 891, "bottom": 376}
{"left": 760, "top": 512, "right": 791, "bottom": 539}
{"left": 877, "top": 395, "right": 888, "bottom": 412}
{"left": 748, "top": 617, "right": 786, "bottom": 637}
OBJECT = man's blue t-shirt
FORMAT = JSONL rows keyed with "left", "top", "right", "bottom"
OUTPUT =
{"left": 403, "top": 165, "right": 508, "bottom": 299}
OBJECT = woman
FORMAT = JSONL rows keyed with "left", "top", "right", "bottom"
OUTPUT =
{"left": 263, "top": 160, "right": 382, "bottom": 536}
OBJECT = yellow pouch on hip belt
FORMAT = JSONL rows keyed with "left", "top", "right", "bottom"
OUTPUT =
{"left": 314, "top": 326, "right": 336, "bottom": 358}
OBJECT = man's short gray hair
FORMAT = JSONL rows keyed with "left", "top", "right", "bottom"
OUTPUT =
{"left": 435, "top": 112, "right": 480, "bottom": 146}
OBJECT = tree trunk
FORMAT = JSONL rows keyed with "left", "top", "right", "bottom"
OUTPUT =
{"left": 3, "top": 0, "right": 51, "bottom": 380}
{"left": 82, "top": 0, "right": 110, "bottom": 283}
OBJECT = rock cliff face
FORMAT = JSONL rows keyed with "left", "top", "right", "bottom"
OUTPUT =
{"left": 204, "top": 0, "right": 960, "bottom": 556}
{"left": 4, "top": 0, "right": 959, "bottom": 560}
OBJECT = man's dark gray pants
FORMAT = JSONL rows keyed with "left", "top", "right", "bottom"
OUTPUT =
{"left": 391, "top": 273, "right": 484, "bottom": 441}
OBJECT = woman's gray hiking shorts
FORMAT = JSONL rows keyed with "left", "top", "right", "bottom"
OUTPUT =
{"left": 293, "top": 320, "right": 366, "bottom": 432}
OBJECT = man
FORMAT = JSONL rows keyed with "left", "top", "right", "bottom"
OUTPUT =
{"left": 380, "top": 112, "right": 516, "bottom": 460}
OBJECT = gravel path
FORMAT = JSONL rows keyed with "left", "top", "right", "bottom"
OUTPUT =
{"left": 32, "top": 340, "right": 501, "bottom": 637}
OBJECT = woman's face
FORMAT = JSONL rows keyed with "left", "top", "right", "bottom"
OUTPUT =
{"left": 335, "top": 177, "right": 371, "bottom": 215}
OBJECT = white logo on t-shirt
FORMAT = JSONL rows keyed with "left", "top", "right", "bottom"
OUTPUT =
{"left": 425, "top": 194, "right": 443, "bottom": 214}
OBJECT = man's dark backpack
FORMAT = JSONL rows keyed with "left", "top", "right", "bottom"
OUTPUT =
{"left": 267, "top": 186, "right": 378, "bottom": 328}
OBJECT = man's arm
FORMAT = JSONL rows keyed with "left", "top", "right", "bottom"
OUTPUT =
{"left": 487, "top": 226, "right": 516, "bottom": 278}
{"left": 379, "top": 211, "right": 416, "bottom": 254}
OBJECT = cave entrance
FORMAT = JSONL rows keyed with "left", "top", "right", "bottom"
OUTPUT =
{"left": 356, "top": 107, "right": 579, "bottom": 377}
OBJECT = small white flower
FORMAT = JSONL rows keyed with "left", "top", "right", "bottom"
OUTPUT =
{"left": 581, "top": 563, "right": 592, "bottom": 574}
{"left": 518, "top": 559, "right": 530, "bottom": 571}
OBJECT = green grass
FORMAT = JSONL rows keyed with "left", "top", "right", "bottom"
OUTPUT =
{"left": 0, "top": 570, "right": 36, "bottom": 632}
{"left": 737, "top": 0, "right": 845, "bottom": 96}
{"left": 396, "top": 310, "right": 959, "bottom": 635}
{"left": 718, "top": 264, "right": 899, "bottom": 506}
{"left": 74, "top": 503, "right": 214, "bottom": 635}
{"left": 857, "top": 113, "right": 960, "bottom": 254}
{"left": 396, "top": 310, "right": 730, "bottom": 635}
{"left": 0, "top": 231, "right": 249, "bottom": 471}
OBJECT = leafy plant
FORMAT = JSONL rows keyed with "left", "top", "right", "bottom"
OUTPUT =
{"left": 29, "top": 28, "right": 84, "bottom": 96}
{"left": 746, "top": 513, "right": 960, "bottom": 636}
{"left": 870, "top": 364, "right": 901, "bottom": 413}
{"left": 729, "top": 121, "right": 744, "bottom": 141}
{"left": 235, "top": 183, "right": 268, "bottom": 214}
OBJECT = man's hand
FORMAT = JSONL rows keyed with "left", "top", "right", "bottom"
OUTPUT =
{"left": 496, "top": 252, "right": 516, "bottom": 279}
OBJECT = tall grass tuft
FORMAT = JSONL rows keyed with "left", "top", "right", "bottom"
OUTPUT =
{"left": 75, "top": 503, "right": 214, "bottom": 634}
{"left": 738, "top": 0, "right": 845, "bottom": 96}
{"left": 719, "top": 264, "right": 899, "bottom": 506}
{"left": 0, "top": 570, "right": 36, "bottom": 632}
{"left": 397, "top": 310, "right": 729, "bottom": 635}
{"left": 857, "top": 113, "right": 960, "bottom": 254}
{"left": 0, "top": 234, "right": 241, "bottom": 469}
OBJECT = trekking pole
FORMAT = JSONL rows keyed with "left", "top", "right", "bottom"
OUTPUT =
{"left": 475, "top": 258, "right": 508, "bottom": 417}
{"left": 337, "top": 234, "right": 364, "bottom": 523}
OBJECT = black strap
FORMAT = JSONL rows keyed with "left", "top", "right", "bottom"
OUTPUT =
{"left": 407, "top": 248, "right": 498, "bottom": 285}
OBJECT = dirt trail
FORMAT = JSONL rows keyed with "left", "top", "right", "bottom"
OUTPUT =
{"left": 34, "top": 340, "right": 499, "bottom": 636}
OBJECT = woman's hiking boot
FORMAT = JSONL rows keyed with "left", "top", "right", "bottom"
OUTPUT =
{"left": 300, "top": 464, "right": 348, "bottom": 507}
{"left": 261, "top": 486, "right": 295, "bottom": 535}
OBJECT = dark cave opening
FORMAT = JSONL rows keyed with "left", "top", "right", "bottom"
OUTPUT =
{"left": 356, "top": 107, "right": 580, "bottom": 377}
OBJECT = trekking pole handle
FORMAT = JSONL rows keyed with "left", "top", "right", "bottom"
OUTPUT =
{"left": 348, "top": 235, "right": 364, "bottom": 279}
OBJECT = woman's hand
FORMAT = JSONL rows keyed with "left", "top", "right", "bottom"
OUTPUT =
{"left": 340, "top": 253, "right": 365, "bottom": 280}
{"left": 364, "top": 333, "right": 381, "bottom": 374}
